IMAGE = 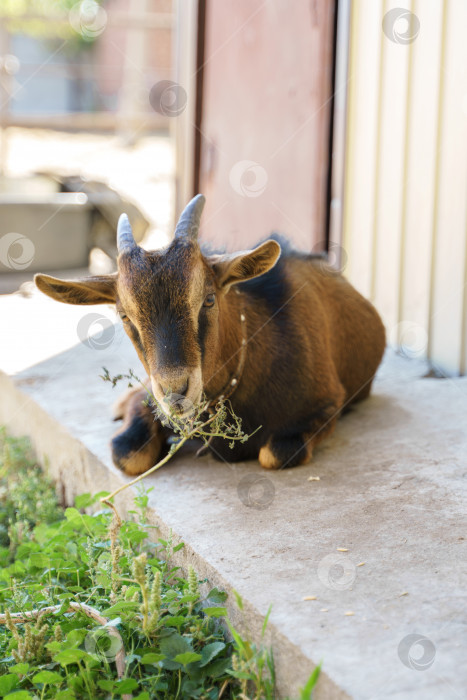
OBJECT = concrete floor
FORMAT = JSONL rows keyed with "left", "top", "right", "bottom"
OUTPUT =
{"left": 1, "top": 289, "right": 466, "bottom": 699}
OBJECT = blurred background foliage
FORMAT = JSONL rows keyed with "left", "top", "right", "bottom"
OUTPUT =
{"left": 0, "top": 0, "right": 105, "bottom": 47}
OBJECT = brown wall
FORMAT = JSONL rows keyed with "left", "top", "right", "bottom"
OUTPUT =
{"left": 196, "top": 0, "right": 336, "bottom": 252}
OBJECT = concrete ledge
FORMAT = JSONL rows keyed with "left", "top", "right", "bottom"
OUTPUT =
{"left": 1, "top": 299, "right": 467, "bottom": 699}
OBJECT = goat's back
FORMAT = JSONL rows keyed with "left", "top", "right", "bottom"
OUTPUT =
{"left": 239, "top": 246, "right": 386, "bottom": 405}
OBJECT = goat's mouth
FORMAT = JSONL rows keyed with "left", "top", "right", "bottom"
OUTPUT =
{"left": 160, "top": 394, "right": 197, "bottom": 419}
{"left": 150, "top": 371, "right": 203, "bottom": 422}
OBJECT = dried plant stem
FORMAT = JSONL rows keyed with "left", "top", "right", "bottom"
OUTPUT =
{"left": 100, "top": 370, "right": 259, "bottom": 508}
{"left": 101, "top": 408, "right": 221, "bottom": 506}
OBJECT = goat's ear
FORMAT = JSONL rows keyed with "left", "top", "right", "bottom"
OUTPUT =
{"left": 34, "top": 273, "right": 117, "bottom": 305}
{"left": 210, "top": 240, "right": 281, "bottom": 290}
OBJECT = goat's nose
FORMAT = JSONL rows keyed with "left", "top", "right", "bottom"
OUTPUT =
{"left": 177, "top": 379, "right": 189, "bottom": 397}
{"left": 159, "top": 377, "right": 189, "bottom": 398}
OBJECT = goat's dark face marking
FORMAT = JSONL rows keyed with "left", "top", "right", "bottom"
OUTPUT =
{"left": 115, "top": 238, "right": 218, "bottom": 413}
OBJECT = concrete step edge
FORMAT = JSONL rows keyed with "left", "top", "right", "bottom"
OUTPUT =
{"left": 0, "top": 371, "right": 350, "bottom": 700}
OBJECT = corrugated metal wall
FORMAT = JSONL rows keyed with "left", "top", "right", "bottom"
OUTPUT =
{"left": 343, "top": 0, "right": 467, "bottom": 375}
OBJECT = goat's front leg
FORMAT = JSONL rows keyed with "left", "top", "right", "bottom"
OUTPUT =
{"left": 111, "top": 385, "right": 170, "bottom": 476}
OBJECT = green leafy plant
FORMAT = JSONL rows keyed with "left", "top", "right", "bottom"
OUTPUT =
{"left": 0, "top": 431, "right": 321, "bottom": 699}
{"left": 0, "top": 0, "right": 106, "bottom": 46}
{"left": 0, "top": 429, "right": 62, "bottom": 555}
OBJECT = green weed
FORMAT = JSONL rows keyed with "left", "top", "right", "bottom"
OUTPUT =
{"left": 0, "top": 430, "right": 320, "bottom": 699}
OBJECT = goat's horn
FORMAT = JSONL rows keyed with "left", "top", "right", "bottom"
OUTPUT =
{"left": 174, "top": 194, "right": 206, "bottom": 240}
{"left": 117, "top": 213, "right": 137, "bottom": 254}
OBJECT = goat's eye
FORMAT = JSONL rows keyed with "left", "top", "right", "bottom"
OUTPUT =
{"left": 119, "top": 312, "right": 129, "bottom": 322}
{"left": 203, "top": 293, "right": 216, "bottom": 308}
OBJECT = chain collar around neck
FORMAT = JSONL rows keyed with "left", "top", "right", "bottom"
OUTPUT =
{"left": 206, "top": 288, "right": 247, "bottom": 410}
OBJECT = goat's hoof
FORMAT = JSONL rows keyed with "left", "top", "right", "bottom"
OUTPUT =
{"left": 110, "top": 420, "right": 163, "bottom": 476}
{"left": 258, "top": 445, "right": 281, "bottom": 470}
{"left": 111, "top": 436, "right": 152, "bottom": 476}
{"left": 259, "top": 438, "right": 313, "bottom": 470}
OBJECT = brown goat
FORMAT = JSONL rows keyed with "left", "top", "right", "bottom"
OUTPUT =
{"left": 35, "top": 194, "right": 386, "bottom": 473}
